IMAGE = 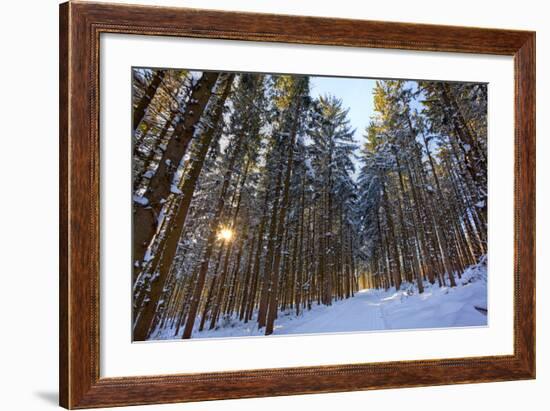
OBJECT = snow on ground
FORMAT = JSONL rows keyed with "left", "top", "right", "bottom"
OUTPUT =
{"left": 151, "top": 258, "right": 487, "bottom": 341}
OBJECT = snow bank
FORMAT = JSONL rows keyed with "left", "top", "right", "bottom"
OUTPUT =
{"left": 370, "top": 257, "right": 487, "bottom": 331}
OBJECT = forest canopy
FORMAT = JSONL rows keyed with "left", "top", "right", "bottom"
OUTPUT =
{"left": 131, "top": 69, "right": 488, "bottom": 341}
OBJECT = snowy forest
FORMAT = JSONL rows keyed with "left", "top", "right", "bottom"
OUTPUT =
{"left": 132, "top": 69, "right": 488, "bottom": 341}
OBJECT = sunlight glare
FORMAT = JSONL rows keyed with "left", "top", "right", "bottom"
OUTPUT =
{"left": 217, "top": 228, "right": 234, "bottom": 241}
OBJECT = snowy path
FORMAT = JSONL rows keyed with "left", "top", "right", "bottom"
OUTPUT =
{"left": 276, "top": 291, "right": 387, "bottom": 335}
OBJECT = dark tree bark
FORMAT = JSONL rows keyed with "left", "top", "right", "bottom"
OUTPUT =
{"left": 133, "top": 70, "right": 166, "bottom": 131}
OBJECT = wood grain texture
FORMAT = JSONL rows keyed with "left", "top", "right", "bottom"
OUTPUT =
{"left": 59, "top": 2, "right": 69, "bottom": 407}
{"left": 59, "top": 1, "right": 536, "bottom": 408}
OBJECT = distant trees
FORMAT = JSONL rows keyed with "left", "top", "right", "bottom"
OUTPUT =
{"left": 131, "top": 69, "right": 487, "bottom": 340}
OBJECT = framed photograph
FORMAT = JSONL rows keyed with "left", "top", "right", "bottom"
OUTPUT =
{"left": 59, "top": 1, "right": 535, "bottom": 408}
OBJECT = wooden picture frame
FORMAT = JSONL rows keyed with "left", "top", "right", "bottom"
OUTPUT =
{"left": 59, "top": 1, "right": 535, "bottom": 408}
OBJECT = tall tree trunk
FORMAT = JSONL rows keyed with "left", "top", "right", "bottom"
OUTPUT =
{"left": 295, "top": 179, "right": 306, "bottom": 315}
{"left": 133, "top": 109, "right": 178, "bottom": 193}
{"left": 243, "top": 190, "right": 270, "bottom": 322}
{"left": 381, "top": 181, "right": 403, "bottom": 290}
{"left": 238, "top": 232, "right": 257, "bottom": 320}
{"left": 257, "top": 167, "right": 283, "bottom": 328}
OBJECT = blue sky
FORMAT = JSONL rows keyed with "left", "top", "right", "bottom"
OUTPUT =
{"left": 309, "top": 76, "right": 377, "bottom": 178}
{"left": 310, "top": 76, "right": 376, "bottom": 149}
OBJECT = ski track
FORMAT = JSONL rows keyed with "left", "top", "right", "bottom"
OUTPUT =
{"left": 276, "top": 291, "right": 386, "bottom": 335}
